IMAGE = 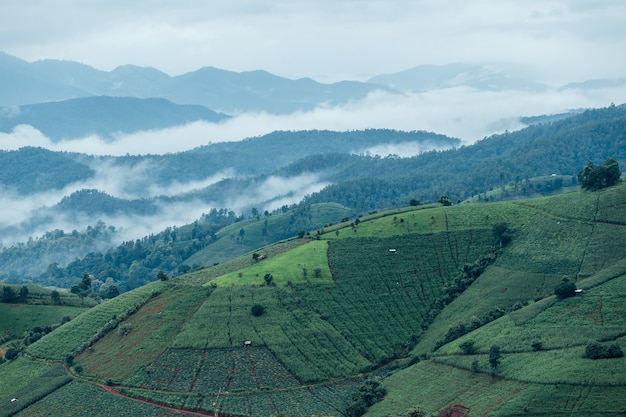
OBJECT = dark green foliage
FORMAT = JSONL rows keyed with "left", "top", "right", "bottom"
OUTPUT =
{"left": 51, "top": 290, "right": 61, "bottom": 304}
{"left": 4, "top": 347, "right": 19, "bottom": 360}
{"left": 554, "top": 280, "right": 577, "bottom": 299}
{"left": 2, "top": 286, "right": 17, "bottom": 303}
{"left": 250, "top": 304, "right": 266, "bottom": 317}
{"left": 578, "top": 158, "right": 621, "bottom": 190}
{"left": 489, "top": 345, "right": 502, "bottom": 374}
{"left": 583, "top": 341, "right": 624, "bottom": 359}
{"left": 459, "top": 341, "right": 476, "bottom": 355}
{"left": 347, "top": 379, "right": 387, "bottom": 417}
{"left": 492, "top": 222, "right": 513, "bottom": 247}
{"left": 263, "top": 273, "right": 274, "bottom": 286}
{"left": 157, "top": 270, "right": 168, "bottom": 281}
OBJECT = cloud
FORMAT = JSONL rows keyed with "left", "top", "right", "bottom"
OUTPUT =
{"left": 3, "top": 0, "right": 626, "bottom": 83}
{"left": 3, "top": 85, "right": 626, "bottom": 157}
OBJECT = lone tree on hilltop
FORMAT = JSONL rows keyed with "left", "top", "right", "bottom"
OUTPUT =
{"left": 577, "top": 158, "right": 621, "bottom": 190}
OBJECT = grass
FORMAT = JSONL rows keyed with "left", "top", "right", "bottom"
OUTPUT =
{"left": 0, "top": 303, "right": 87, "bottom": 341}
{"left": 209, "top": 239, "right": 332, "bottom": 286}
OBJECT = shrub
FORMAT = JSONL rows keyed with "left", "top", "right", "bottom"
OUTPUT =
{"left": 584, "top": 341, "right": 624, "bottom": 359}
{"left": 4, "top": 347, "right": 19, "bottom": 360}
{"left": 459, "top": 341, "right": 476, "bottom": 355}
{"left": 251, "top": 304, "right": 266, "bottom": 317}
{"left": 554, "top": 280, "right": 576, "bottom": 299}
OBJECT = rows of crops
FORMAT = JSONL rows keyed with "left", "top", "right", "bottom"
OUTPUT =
{"left": 126, "top": 347, "right": 300, "bottom": 392}
{"left": 294, "top": 230, "right": 496, "bottom": 364}
{"left": 77, "top": 284, "right": 208, "bottom": 380}
{"left": 0, "top": 360, "right": 71, "bottom": 417}
{"left": 14, "top": 382, "right": 190, "bottom": 417}
{"left": 121, "top": 380, "right": 355, "bottom": 417}
{"left": 27, "top": 281, "right": 169, "bottom": 359}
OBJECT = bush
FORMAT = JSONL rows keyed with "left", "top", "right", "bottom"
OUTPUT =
{"left": 4, "top": 347, "right": 19, "bottom": 360}
{"left": 251, "top": 304, "right": 266, "bottom": 317}
{"left": 584, "top": 341, "right": 624, "bottom": 359}
{"left": 459, "top": 341, "right": 476, "bottom": 355}
{"left": 554, "top": 280, "right": 576, "bottom": 299}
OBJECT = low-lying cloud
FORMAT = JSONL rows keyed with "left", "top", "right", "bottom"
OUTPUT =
{"left": 3, "top": 85, "right": 625, "bottom": 157}
{"left": 1, "top": 85, "right": 625, "bottom": 248}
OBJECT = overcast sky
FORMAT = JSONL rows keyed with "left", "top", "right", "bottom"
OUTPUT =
{"left": 3, "top": 0, "right": 626, "bottom": 83}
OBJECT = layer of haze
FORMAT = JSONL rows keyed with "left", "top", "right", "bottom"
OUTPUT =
{"left": 3, "top": 86, "right": 626, "bottom": 156}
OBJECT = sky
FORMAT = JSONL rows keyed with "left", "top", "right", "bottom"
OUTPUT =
{"left": 2, "top": 0, "right": 626, "bottom": 83}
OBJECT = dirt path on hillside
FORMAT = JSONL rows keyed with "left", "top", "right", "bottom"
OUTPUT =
{"left": 97, "top": 384, "right": 216, "bottom": 417}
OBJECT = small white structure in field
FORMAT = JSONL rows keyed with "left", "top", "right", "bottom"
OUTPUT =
{"left": 11, "top": 398, "right": 17, "bottom": 403}
{"left": 243, "top": 340, "right": 252, "bottom": 347}
{"left": 389, "top": 249, "right": 397, "bottom": 254}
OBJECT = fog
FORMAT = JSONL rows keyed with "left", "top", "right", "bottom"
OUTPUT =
{"left": 1, "top": 85, "right": 625, "bottom": 248}
{"left": 3, "top": 86, "right": 626, "bottom": 158}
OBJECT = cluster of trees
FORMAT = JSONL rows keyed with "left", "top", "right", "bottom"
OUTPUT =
{"left": 583, "top": 341, "right": 624, "bottom": 359}
{"left": 577, "top": 158, "right": 621, "bottom": 190}
{"left": 346, "top": 378, "right": 387, "bottom": 417}
{"left": 1, "top": 285, "right": 29, "bottom": 303}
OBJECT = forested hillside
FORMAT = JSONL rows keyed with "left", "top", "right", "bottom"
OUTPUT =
{"left": 1, "top": 105, "right": 625, "bottom": 293}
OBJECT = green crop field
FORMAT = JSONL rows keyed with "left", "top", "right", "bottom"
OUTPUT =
{"left": 2, "top": 183, "right": 626, "bottom": 417}
{"left": 26, "top": 281, "right": 168, "bottom": 360}
{"left": 0, "top": 303, "right": 87, "bottom": 340}
{"left": 210, "top": 239, "right": 332, "bottom": 286}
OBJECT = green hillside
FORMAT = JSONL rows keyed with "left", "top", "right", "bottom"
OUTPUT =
{"left": 1, "top": 183, "right": 625, "bottom": 416}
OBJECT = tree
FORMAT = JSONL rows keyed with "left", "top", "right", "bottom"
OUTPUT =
{"left": 251, "top": 304, "right": 266, "bottom": 317}
{"left": 19, "top": 285, "right": 29, "bottom": 301}
{"left": 438, "top": 195, "right": 452, "bottom": 206}
{"left": 2, "top": 286, "right": 17, "bottom": 303}
{"left": 554, "top": 279, "right": 576, "bottom": 299}
{"left": 157, "top": 270, "right": 168, "bottom": 281}
{"left": 577, "top": 158, "right": 621, "bottom": 190}
{"left": 492, "top": 222, "right": 513, "bottom": 247}
{"left": 263, "top": 273, "right": 274, "bottom": 286}
{"left": 51, "top": 290, "right": 61, "bottom": 305}
{"left": 4, "top": 347, "right": 19, "bottom": 360}
{"left": 489, "top": 344, "right": 501, "bottom": 375}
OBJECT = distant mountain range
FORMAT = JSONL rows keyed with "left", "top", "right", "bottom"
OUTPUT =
{"left": 3, "top": 51, "right": 625, "bottom": 115}
{"left": 0, "top": 52, "right": 384, "bottom": 114}
{"left": 2, "top": 52, "right": 625, "bottom": 140}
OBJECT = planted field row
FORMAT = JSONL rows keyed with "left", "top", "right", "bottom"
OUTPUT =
{"left": 14, "top": 381, "right": 189, "bottom": 417}
{"left": 173, "top": 286, "right": 260, "bottom": 349}
{"left": 296, "top": 230, "right": 495, "bottom": 362}
{"left": 27, "top": 281, "right": 168, "bottom": 360}
{"left": 126, "top": 347, "right": 300, "bottom": 392}
{"left": 435, "top": 343, "right": 626, "bottom": 386}
{"left": 0, "top": 361, "right": 71, "bottom": 417}
{"left": 77, "top": 284, "right": 207, "bottom": 381}
{"left": 497, "top": 213, "right": 594, "bottom": 275}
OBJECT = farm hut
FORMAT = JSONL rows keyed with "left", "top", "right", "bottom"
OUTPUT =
{"left": 389, "top": 249, "right": 397, "bottom": 254}
{"left": 243, "top": 340, "right": 252, "bottom": 348}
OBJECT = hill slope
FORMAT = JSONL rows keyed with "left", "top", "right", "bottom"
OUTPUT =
{"left": 1, "top": 183, "right": 625, "bottom": 416}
